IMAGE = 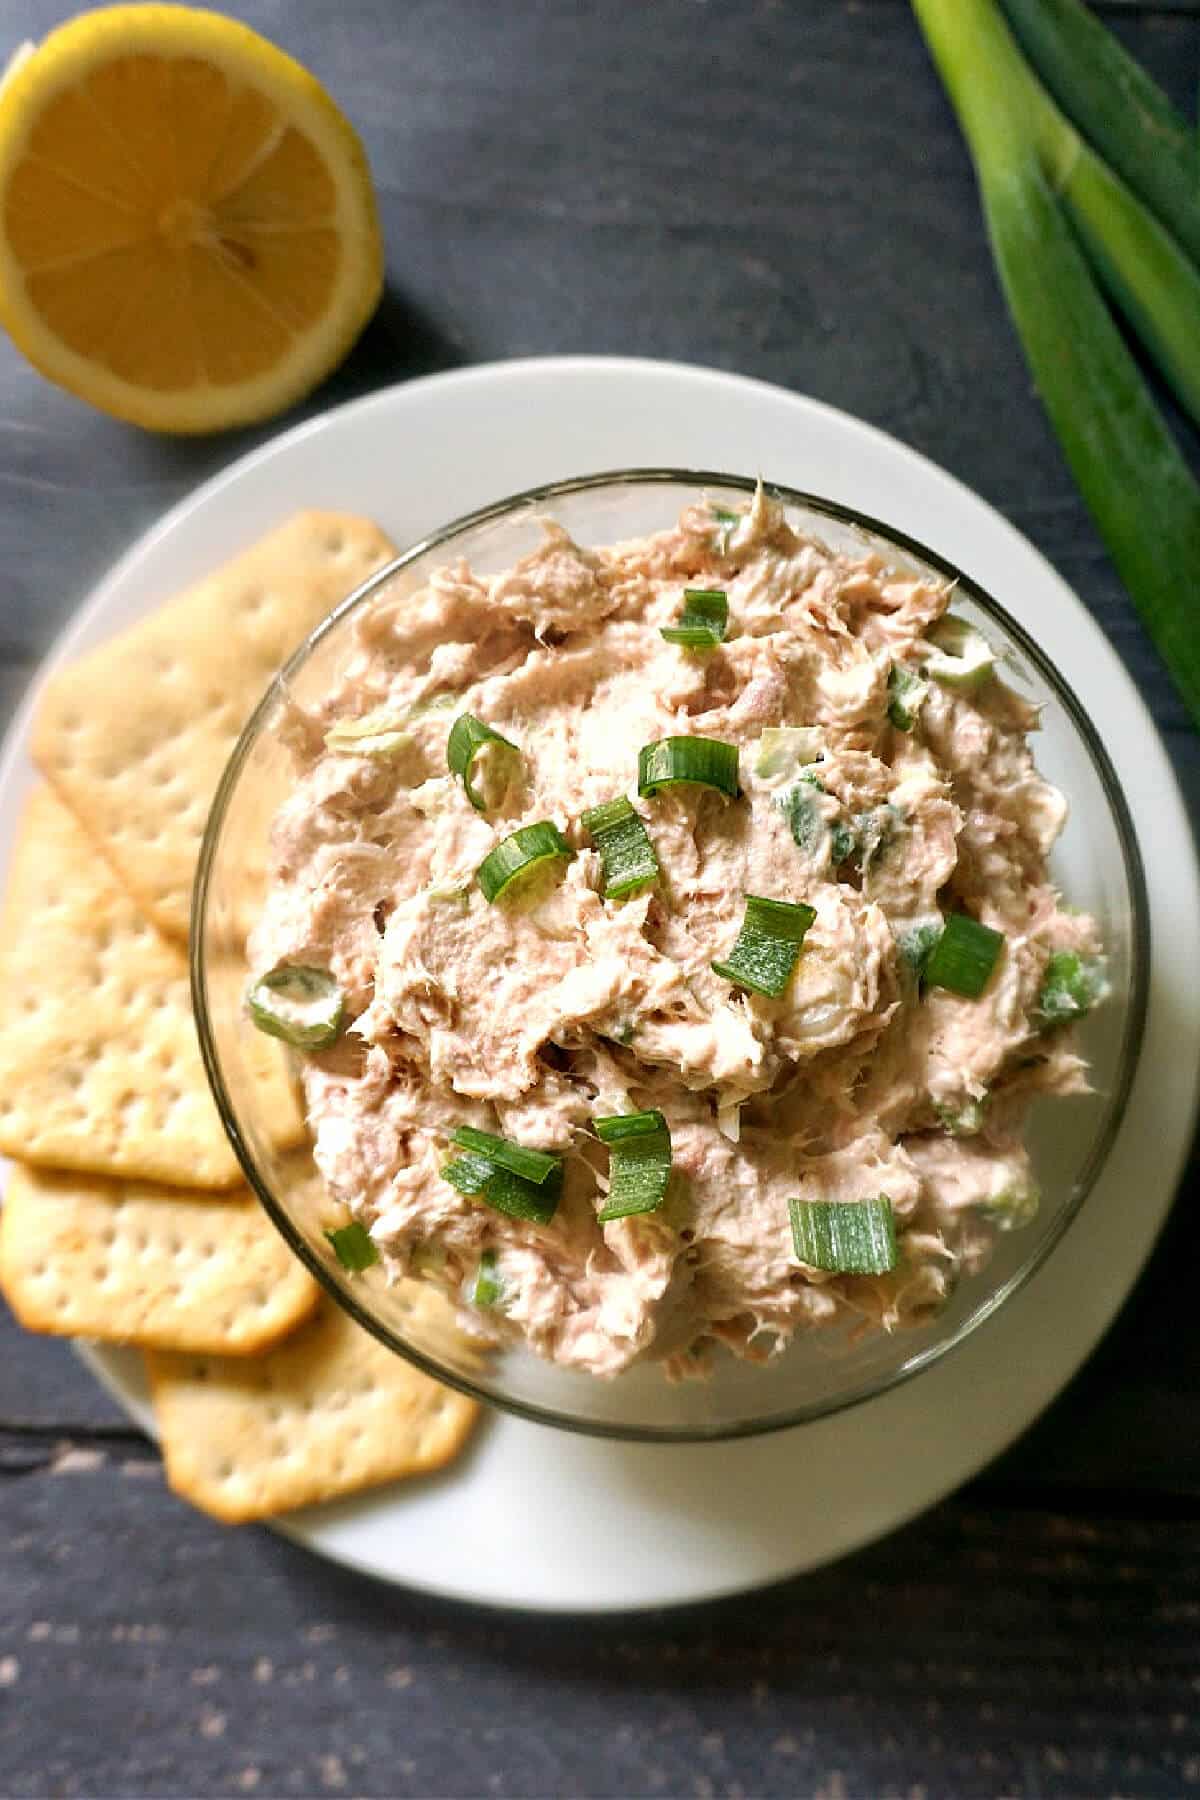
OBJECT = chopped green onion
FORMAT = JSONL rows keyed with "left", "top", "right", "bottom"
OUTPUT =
{"left": 325, "top": 1221, "right": 379, "bottom": 1272}
{"left": 1034, "top": 950, "right": 1108, "bottom": 1028}
{"left": 855, "top": 805, "right": 901, "bottom": 877}
{"left": 934, "top": 1095, "right": 987, "bottom": 1137}
{"left": 442, "top": 1151, "right": 562, "bottom": 1226}
{"left": 450, "top": 1126, "right": 562, "bottom": 1188}
{"left": 581, "top": 797, "right": 660, "bottom": 899}
{"left": 476, "top": 821, "right": 574, "bottom": 904}
{"left": 924, "top": 616, "right": 993, "bottom": 689}
{"left": 789, "top": 1196, "right": 898, "bottom": 1275}
{"left": 324, "top": 707, "right": 413, "bottom": 759}
{"left": 593, "top": 1110, "right": 672, "bottom": 1223}
{"left": 980, "top": 1176, "right": 1041, "bottom": 1231}
{"left": 711, "top": 504, "right": 739, "bottom": 552}
{"left": 638, "top": 736, "right": 740, "bottom": 800}
{"left": 447, "top": 713, "right": 522, "bottom": 812}
{"left": 912, "top": 0, "right": 1200, "bottom": 729}
{"left": 924, "top": 913, "right": 1005, "bottom": 999}
{"left": 898, "top": 920, "right": 942, "bottom": 979}
{"left": 247, "top": 964, "right": 344, "bottom": 1050}
{"left": 471, "top": 1249, "right": 504, "bottom": 1308}
{"left": 754, "top": 726, "right": 823, "bottom": 778}
{"left": 997, "top": 0, "right": 1200, "bottom": 273}
{"left": 830, "top": 816, "right": 858, "bottom": 867}
{"left": 779, "top": 782, "right": 825, "bottom": 858}
{"left": 660, "top": 588, "right": 729, "bottom": 651}
{"left": 712, "top": 894, "right": 816, "bottom": 999}
{"left": 887, "top": 665, "right": 929, "bottom": 730}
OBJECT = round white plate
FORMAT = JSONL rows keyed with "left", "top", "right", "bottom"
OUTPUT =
{"left": 2, "top": 357, "right": 1196, "bottom": 1613}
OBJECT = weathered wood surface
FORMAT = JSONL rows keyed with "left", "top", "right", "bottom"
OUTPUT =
{"left": 1, "top": 0, "right": 1198, "bottom": 1794}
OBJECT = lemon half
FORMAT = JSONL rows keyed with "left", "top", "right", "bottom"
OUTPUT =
{"left": 0, "top": 5, "right": 384, "bottom": 432}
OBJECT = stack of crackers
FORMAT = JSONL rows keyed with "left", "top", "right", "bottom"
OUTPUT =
{"left": 0, "top": 513, "right": 478, "bottom": 1523}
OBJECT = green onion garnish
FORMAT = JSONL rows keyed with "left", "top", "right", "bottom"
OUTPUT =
{"left": 660, "top": 588, "right": 729, "bottom": 651}
{"left": 933, "top": 1095, "right": 987, "bottom": 1137}
{"left": 325, "top": 1221, "right": 379, "bottom": 1272}
{"left": 471, "top": 1249, "right": 504, "bottom": 1307}
{"left": 593, "top": 1110, "right": 673, "bottom": 1223}
{"left": 711, "top": 505, "right": 739, "bottom": 552}
{"left": 924, "top": 616, "right": 993, "bottom": 689}
{"left": 442, "top": 1150, "right": 562, "bottom": 1226}
{"left": 789, "top": 1196, "right": 898, "bottom": 1274}
{"left": 324, "top": 707, "right": 413, "bottom": 759}
{"left": 898, "top": 920, "right": 942, "bottom": 979}
{"left": 475, "top": 821, "right": 574, "bottom": 904}
{"left": 887, "top": 665, "right": 929, "bottom": 730}
{"left": 581, "top": 797, "right": 660, "bottom": 899}
{"left": 780, "top": 782, "right": 825, "bottom": 858}
{"left": 1034, "top": 950, "right": 1107, "bottom": 1028}
{"left": 712, "top": 894, "right": 816, "bottom": 999}
{"left": 923, "top": 913, "right": 1005, "bottom": 999}
{"left": 246, "top": 964, "right": 344, "bottom": 1050}
{"left": 447, "top": 713, "right": 522, "bottom": 812}
{"left": 755, "top": 726, "right": 823, "bottom": 778}
{"left": 638, "top": 736, "right": 740, "bottom": 800}
{"left": 450, "top": 1126, "right": 562, "bottom": 1188}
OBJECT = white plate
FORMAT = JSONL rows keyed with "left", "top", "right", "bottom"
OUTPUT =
{"left": 2, "top": 357, "right": 1196, "bottom": 1613}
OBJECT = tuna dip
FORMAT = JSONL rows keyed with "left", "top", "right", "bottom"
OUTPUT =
{"left": 248, "top": 488, "right": 1106, "bottom": 1379}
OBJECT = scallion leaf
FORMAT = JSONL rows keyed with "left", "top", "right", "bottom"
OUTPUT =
{"left": 325, "top": 707, "right": 413, "bottom": 759}
{"left": 789, "top": 1196, "right": 898, "bottom": 1275}
{"left": 450, "top": 1126, "right": 562, "bottom": 1187}
{"left": 923, "top": 913, "right": 1005, "bottom": 999}
{"left": 476, "top": 821, "right": 574, "bottom": 904}
{"left": 442, "top": 1151, "right": 562, "bottom": 1226}
{"left": 447, "top": 713, "right": 522, "bottom": 812}
{"left": 593, "top": 1110, "right": 673, "bottom": 1223}
{"left": 924, "top": 616, "right": 993, "bottom": 689}
{"left": 712, "top": 895, "right": 816, "bottom": 999}
{"left": 638, "top": 736, "right": 740, "bottom": 800}
{"left": 1034, "top": 950, "right": 1108, "bottom": 1027}
{"left": 247, "top": 964, "right": 344, "bottom": 1050}
{"left": 661, "top": 588, "right": 729, "bottom": 651}
{"left": 581, "top": 796, "right": 660, "bottom": 899}
{"left": 898, "top": 920, "right": 942, "bottom": 979}
{"left": 912, "top": 0, "right": 1200, "bottom": 728}
{"left": 471, "top": 1249, "right": 504, "bottom": 1307}
{"left": 754, "top": 726, "right": 823, "bottom": 778}
{"left": 887, "top": 664, "right": 930, "bottom": 730}
{"left": 711, "top": 504, "right": 739, "bottom": 552}
{"left": 325, "top": 1221, "right": 379, "bottom": 1272}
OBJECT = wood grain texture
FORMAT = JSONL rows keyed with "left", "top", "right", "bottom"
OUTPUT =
{"left": 0, "top": 0, "right": 1197, "bottom": 1794}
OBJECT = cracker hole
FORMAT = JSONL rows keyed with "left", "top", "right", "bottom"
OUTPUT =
{"left": 325, "top": 532, "right": 345, "bottom": 555}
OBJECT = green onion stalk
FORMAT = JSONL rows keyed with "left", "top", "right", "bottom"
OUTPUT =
{"left": 910, "top": 0, "right": 1200, "bottom": 729}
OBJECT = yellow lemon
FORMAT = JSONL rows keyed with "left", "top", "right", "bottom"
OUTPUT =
{"left": 0, "top": 5, "right": 384, "bottom": 432}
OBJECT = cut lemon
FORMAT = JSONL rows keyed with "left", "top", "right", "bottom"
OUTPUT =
{"left": 0, "top": 5, "right": 384, "bottom": 432}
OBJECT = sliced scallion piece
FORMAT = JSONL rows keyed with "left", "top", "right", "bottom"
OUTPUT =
{"left": 476, "top": 821, "right": 574, "bottom": 904}
{"left": 593, "top": 1110, "right": 673, "bottom": 1223}
{"left": 447, "top": 713, "right": 522, "bottom": 812}
{"left": 325, "top": 707, "right": 413, "bottom": 759}
{"left": 779, "top": 782, "right": 826, "bottom": 858}
{"left": 789, "top": 1196, "right": 898, "bottom": 1274}
{"left": 581, "top": 797, "right": 660, "bottom": 899}
{"left": 247, "top": 964, "right": 344, "bottom": 1050}
{"left": 898, "top": 920, "right": 943, "bottom": 979}
{"left": 924, "top": 616, "right": 993, "bottom": 689}
{"left": 924, "top": 913, "right": 1005, "bottom": 999}
{"left": 754, "top": 726, "right": 823, "bottom": 778}
{"left": 471, "top": 1249, "right": 504, "bottom": 1307}
{"left": 442, "top": 1150, "right": 562, "bottom": 1226}
{"left": 712, "top": 894, "right": 816, "bottom": 999}
{"left": 638, "top": 736, "right": 740, "bottom": 800}
{"left": 887, "top": 664, "right": 930, "bottom": 730}
{"left": 450, "top": 1126, "right": 562, "bottom": 1188}
{"left": 325, "top": 1221, "right": 379, "bottom": 1273}
{"left": 660, "top": 588, "right": 729, "bottom": 651}
{"left": 1034, "top": 950, "right": 1108, "bottom": 1027}
{"left": 711, "top": 504, "right": 739, "bottom": 552}
{"left": 934, "top": 1095, "right": 988, "bottom": 1137}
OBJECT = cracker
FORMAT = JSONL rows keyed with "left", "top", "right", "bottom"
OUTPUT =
{"left": 0, "top": 787, "right": 302, "bottom": 1185}
{"left": 147, "top": 1295, "right": 481, "bottom": 1523}
{"left": 0, "top": 1162, "right": 319, "bottom": 1355}
{"left": 33, "top": 511, "right": 396, "bottom": 940}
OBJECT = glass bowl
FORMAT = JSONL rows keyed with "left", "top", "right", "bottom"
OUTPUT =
{"left": 192, "top": 470, "right": 1148, "bottom": 1442}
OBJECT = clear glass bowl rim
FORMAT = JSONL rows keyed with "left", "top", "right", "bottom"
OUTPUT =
{"left": 191, "top": 467, "right": 1150, "bottom": 1443}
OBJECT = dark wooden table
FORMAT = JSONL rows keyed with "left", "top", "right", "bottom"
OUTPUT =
{"left": 3, "top": 2, "right": 1199, "bottom": 1795}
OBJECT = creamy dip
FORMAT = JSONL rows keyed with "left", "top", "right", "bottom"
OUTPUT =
{"left": 251, "top": 489, "right": 1103, "bottom": 1378}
